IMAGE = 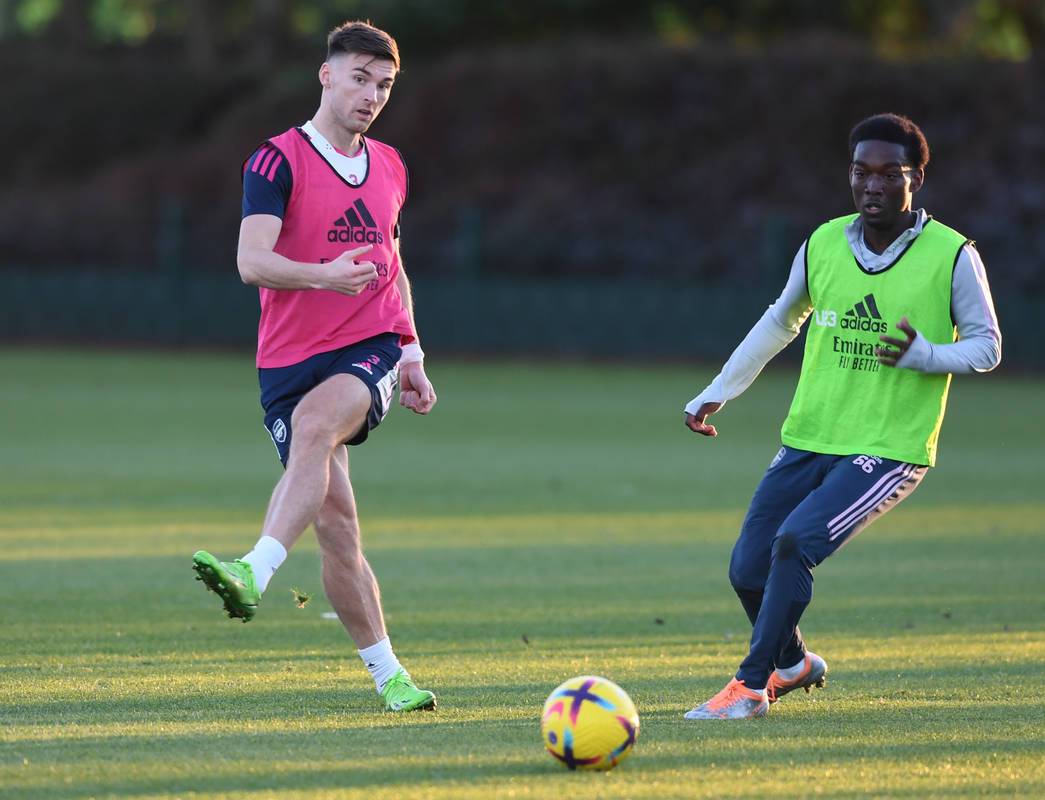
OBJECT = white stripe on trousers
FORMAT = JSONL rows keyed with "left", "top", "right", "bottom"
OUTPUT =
{"left": 827, "top": 462, "right": 917, "bottom": 542}
{"left": 826, "top": 462, "right": 911, "bottom": 533}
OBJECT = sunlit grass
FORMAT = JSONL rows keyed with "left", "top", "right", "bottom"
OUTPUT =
{"left": 1, "top": 349, "right": 1043, "bottom": 798}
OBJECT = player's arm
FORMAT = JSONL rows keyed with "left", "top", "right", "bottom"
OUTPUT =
{"left": 395, "top": 246, "right": 420, "bottom": 349}
{"left": 393, "top": 240, "right": 437, "bottom": 415}
{"left": 876, "top": 244, "right": 1001, "bottom": 372}
{"left": 237, "top": 144, "right": 376, "bottom": 295}
{"left": 684, "top": 242, "right": 813, "bottom": 437}
{"left": 237, "top": 216, "right": 376, "bottom": 294}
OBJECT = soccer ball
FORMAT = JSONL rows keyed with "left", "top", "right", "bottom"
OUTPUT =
{"left": 540, "top": 675, "right": 639, "bottom": 770}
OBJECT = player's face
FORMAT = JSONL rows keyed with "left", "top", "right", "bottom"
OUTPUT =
{"left": 849, "top": 140, "right": 923, "bottom": 231}
{"left": 322, "top": 52, "right": 397, "bottom": 135}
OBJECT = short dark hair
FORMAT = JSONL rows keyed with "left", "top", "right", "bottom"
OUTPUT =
{"left": 326, "top": 20, "right": 400, "bottom": 71}
{"left": 848, "top": 113, "right": 929, "bottom": 170}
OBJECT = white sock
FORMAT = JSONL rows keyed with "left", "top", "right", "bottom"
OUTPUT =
{"left": 358, "top": 637, "right": 404, "bottom": 694}
{"left": 240, "top": 535, "right": 287, "bottom": 593}
{"left": 775, "top": 657, "right": 808, "bottom": 681}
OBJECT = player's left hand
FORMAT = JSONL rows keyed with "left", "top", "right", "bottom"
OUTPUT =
{"left": 685, "top": 401, "right": 722, "bottom": 437}
{"left": 399, "top": 361, "right": 437, "bottom": 414}
{"left": 876, "top": 316, "right": 917, "bottom": 367}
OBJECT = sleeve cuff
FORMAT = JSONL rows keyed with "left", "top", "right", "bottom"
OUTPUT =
{"left": 896, "top": 331, "right": 931, "bottom": 371}
{"left": 684, "top": 394, "right": 723, "bottom": 415}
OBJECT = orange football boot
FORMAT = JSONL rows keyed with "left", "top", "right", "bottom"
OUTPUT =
{"left": 766, "top": 652, "right": 828, "bottom": 703}
{"left": 684, "top": 678, "right": 769, "bottom": 720}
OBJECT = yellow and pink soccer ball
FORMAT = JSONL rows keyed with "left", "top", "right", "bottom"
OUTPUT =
{"left": 540, "top": 675, "right": 639, "bottom": 770}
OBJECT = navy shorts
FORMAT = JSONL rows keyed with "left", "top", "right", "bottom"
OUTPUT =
{"left": 258, "top": 333, "right": 402, "bottom": 466}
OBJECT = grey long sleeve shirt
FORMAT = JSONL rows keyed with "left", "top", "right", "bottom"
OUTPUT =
{"left": 685, "top": 210, "right": 1002, "bottom": 415}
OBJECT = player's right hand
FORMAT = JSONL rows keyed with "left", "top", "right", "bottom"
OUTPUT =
{"left": 325, "top": 244, "right": 378, "bottom": 296}
{"left": 684, "top": 401, "right": 721, "bottom": 437}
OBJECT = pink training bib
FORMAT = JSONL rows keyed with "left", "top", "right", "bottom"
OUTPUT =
{"left": 252, "top": 127, "right": 414, "bottom": 368}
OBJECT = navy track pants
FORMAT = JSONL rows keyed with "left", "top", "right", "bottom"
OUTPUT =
{"left": 729, "top": 446, "right": 927, "bottom": 688}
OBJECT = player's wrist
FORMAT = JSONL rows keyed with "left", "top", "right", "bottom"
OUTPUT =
{"left": 304, "top": 262, "right": 332, "bottom": 291}
{"left": 896, "top": 330, "right": 929, "bottom": 371}
{"left": 684, "top": 396, "right": 708, "bottom": 415}
{"left": 400, "top": 342, "right": 424, "bottom": 365}
{"left": 684, "top": 396, "right": 723, "bottom": 416}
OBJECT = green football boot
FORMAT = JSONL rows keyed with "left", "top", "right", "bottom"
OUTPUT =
{"left": 381, "top": 669, "right": 436, "bottom": 712}
{"left": 192, "top": 550, "right": 260, "bottom": 622}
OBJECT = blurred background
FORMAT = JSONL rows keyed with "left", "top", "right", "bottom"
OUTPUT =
{"left": 0, "top": 0, "right": 1042, "bottom": 364}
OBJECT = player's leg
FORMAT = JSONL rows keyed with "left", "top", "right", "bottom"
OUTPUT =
{"left": 193, "top": 336, "right": 405, "bottom": 621}
{"left": 314, "top": 446, "right": 385, "bottom": 645}
{"left": 728, "top": 447, "right": 827, "bottom": 668}
{"left": 741, "top": 455, "right": 927, "bottom": 701}
{"left": 684, "top": 447, "right": 826, "bottom": 720}
{"left": 193, "top": 370, "right": 370, "bottom": 620}
{"left": 261, "top": 372, "right": 372, "bottom": 548}
{"left": 314, "top": 446, "right": 435, "bottom": 711}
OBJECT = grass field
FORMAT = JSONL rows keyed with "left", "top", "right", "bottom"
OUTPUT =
{"left": 1, "top": 347, "right": 1043, "bottom": 799}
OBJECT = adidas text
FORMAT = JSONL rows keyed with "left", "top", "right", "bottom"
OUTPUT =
{"left": 840, "top": 315, "right": 887, "bottom": 333}
{"left": 327, "top": 228, "right": 384, "bottom": 245}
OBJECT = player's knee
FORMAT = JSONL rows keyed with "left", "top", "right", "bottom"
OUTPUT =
{"left": 773, "top": 529, "right": 820, "bottom": 566}
{"left": 315, "top": 506, "right": 358, "bottom": 539}
{"left": 728, "top": 570, "right": 749, "bottom": 592}
{"left": 289, "top": 409, "right": 337, "bottom": 452}
{"left": 774, "top": 530, "right": 800, "bottom": 559}
{"left": 728, "top": 554, "right": 760, "bottom": 592}
{"left": 727, "top": 560, "right": 747, "bottom": 590}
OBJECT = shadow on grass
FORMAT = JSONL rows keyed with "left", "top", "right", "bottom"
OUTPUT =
{"left": 3, "top": 681, "right": 553, "bottom": 724}
{"left": 9, "top": 677, "right": 1044, "bottom": 743}
{"left": 7, "top": 653, "right": 1044, "bottom": 726}
{"left": 5, "top": 663, "right": 1045, "bottom": 797}
{"left": 6, "top": 716, "right": 1042, "bottom": 799}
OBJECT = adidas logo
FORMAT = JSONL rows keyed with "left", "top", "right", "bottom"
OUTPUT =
{"left": 327, "top": 199, "right": 384, "bottom": 244}
{"left": 840, "top": 293, "right": 887, "bottom": 333}
{"left": 351, "top": 355, "right": 380, "bottom": 375}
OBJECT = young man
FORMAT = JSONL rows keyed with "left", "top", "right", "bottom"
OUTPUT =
{"left": 192, "top": 21, "right": 437, "bottom": 712}
{"left": 682, "top": 113, "right": 1001, "bottom": 720}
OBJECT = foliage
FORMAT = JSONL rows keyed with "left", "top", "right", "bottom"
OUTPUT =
{"left": 5, "top": 0, "right": 1045, "bottom": 60}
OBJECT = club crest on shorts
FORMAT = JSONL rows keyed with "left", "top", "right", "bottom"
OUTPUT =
{"left": 770, "top": 447, "right": 786, "bottom": 468}
{"left": 271, "top": 418, "right": 287, "bottom": 443}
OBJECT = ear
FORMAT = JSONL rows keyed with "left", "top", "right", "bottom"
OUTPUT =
{"left": 909, "top": 168, "right": 925, "bottom": 193}
{"left": 319, "top": 62, "right": 331, "bottom": 90}
{"left": 847, "top": 162, "right": 861, "bottom": 187}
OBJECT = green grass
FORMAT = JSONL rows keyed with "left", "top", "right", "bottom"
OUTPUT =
{"left": 1, "top": 347, "right": 1043, "bottom": 799}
